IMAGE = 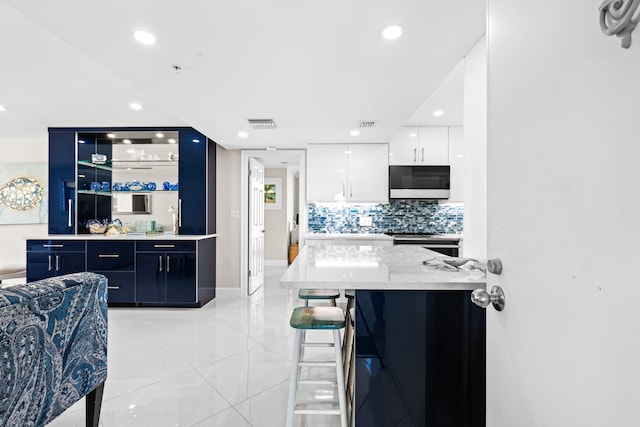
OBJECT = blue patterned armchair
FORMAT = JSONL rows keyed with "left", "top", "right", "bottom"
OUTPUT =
{"left": 0, "top": 272, "right": 108, "bottom": 427}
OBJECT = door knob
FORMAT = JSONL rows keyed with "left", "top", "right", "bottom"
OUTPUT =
{"left": 471, "top": 286, "right": 506, "bottom": 311}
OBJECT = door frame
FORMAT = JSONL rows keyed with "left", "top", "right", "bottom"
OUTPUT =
{"left": 240, "top": 149, "right": 307, "bottom": 296}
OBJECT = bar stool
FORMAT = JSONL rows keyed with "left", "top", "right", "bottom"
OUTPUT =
{"left": 286, "top": 306, "right": 348, "bottom": 427}
{"left": 342, "top": 290, "right": 355, "bottom": 379}
{"left": 346, "top": 307, "right": 356, "bottom": 427}
{"left": 298, "top": 289, "right": 340, "bottom": 307}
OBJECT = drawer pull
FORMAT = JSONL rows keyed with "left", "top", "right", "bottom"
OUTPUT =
{"left": 107, "top": 286, "right": 121, "bottom": 290}
{"left": 48, "top": 255, "right": 53, "bottom": 271}
{"left": 154, "top": 244, "right": 175, "bottom": 248}
{"left": 166, "top": 255, "right": 171, "bottom": 272}
{"left": 159, "top": 255, "right": 163, "bottom": 272}
{"left": 98, "top": 254, "right": 120, "bottom": 258}
{"left": 43, "top": 244, "right": 64, "bottom": 248}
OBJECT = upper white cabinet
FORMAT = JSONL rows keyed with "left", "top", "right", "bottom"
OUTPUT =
{"left": 307, "top": 143, "right": 388, "bottom": 203}
{"left": 389, "top": 126, "right": 449, "bottom": 165}
{"left": 448, "top": 127, "right": 465, "bottom": 202}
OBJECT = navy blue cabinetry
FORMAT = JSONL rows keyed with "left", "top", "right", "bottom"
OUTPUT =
{"left": 135, "top": 241, "right": 197, "bottom": 305}
{"left": 86, "top": 241, "right": 135, "bottom": 303}
{"left": 48, "top": 130, "right": 76, "bottom": 234}
{"left": 26, "top": 240, "right": 86, "bottom": 282}
{"left": 178, "top": 128, "right": 213, "bottom": 235}
{"left": 355, "top": 290, "right": 486, "bottom": 427}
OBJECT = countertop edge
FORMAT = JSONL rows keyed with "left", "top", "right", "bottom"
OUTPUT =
{"left": 26, "top": 234, "right": 218, "bottom": 240}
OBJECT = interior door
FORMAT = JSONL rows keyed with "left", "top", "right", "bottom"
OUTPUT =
{"left": 485, "top": 2, "right": 640, "bottom": 425}
{"left": 248, "top": 158, "right": 265, "bottom": 295}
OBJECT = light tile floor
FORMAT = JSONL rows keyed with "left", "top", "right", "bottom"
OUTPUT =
{"left": 48, "top": 266, "right": 344, "bottom": 427}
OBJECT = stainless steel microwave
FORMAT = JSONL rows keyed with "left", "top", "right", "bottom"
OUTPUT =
{"left": 389, "top": 165, "right": 450, "bottom": 199}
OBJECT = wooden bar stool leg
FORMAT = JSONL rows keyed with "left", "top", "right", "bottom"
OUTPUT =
{"left": 286, "top": 330, "right": 304, "bottom": 427}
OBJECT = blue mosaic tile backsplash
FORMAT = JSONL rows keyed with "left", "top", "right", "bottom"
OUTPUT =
{"left": 308, "top": 200, "right": 463, "bottom": 234}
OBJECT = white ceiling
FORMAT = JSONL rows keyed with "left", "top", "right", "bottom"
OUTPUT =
{"left": 0, "top": 1, "right": 485, "bottom": 149}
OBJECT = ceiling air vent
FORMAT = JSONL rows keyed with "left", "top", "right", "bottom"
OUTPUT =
{"left": 248, "top": 118, "right": 278, "bottom": 129}
{"left": 359, "top": 120, "right": 376, "bottom": 128}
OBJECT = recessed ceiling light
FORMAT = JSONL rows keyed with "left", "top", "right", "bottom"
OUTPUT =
{"left": 409, "top": 133, "right": 417, "bottom": 137}
{"left": 0, "top": 105, "right": 6, "bottom": 111}
{"left": 433, "top": 109, "right": 444, "bottom": 117}
{"left": 133, "top": 30, "right": 156, "bottom": 45}
{"left": 266, "top": 146, "right": 277, "bottom": 151}
{"left": 381, "top": 24, "right": 404, "bottom": 40}
{"left": 350, "top": 130, "right": 360, "bottom": 137}
{"left": 238, "top": 131, "right": 249, "bottom": 138}
{"left": 156, "top": 133, "right": 164, "bottom": 138}
{"left": 123, "top": 139, "right": 132, "bottom": 144}
{"left": 129, "top": 102, "right": 143, "bottom": 111}
{"left": 107, "top": 133, "right": 115, "bottom": 138}
{"left": 168, "top": 138, "right": 176, "bottom": 144}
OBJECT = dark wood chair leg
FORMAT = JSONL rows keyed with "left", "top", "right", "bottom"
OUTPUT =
{"left": 85, "top": 382, "right": 105, "bottom": 427}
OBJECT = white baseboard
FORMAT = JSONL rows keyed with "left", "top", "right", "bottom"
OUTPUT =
{"left": 215, "top": 287, "right": 242, "bottom": 298}
{"left": 264, "top": 259, "right": 288, "bottom": 267}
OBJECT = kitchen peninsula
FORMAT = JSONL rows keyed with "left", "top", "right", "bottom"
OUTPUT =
{"left": 280, "top": 244, "right": 487, "bottom": 426}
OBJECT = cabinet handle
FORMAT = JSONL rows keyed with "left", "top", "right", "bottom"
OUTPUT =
{"left": 55, "top": 255, "right": 60, "bottom": 272}
{"left": 154, "top": 244, "right": 175, "bottom": 248}
{"left": 48, "top": 255, "right": 53, "bottom": 271}
{"left": 178, "top": 199, "right": 183, "bottom": 227}
{"left": 107, "top": 286, "right": 121, "bottom": 290}
{"left": 159, "top": 256, "right": 163, "bottom": 272}
{"left": 342, "top": 181, "right": 346, "bottom": 198}
{"left": 421, "top": 148, "right": 425, "bottom": 163}
{"left": 68, "top": 199, "right": 73, "bottom": 227}
{"left": 98, "top": 254, "right": 120, "bottom": 258}
{"left": 349, "top": 181, "right": 353, "bottom": 198}
{"left": 43, "top": 244, "right": 64, "bottom": 248}
{"left": 166, "top": 255, "right": 171, "bottom": 272}
{"left": 413, "top": 148, "right": 417, "bottom": 162}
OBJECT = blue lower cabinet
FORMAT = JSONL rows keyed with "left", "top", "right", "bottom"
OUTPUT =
{"left": 26, "top": 251, "right": 86, "bottom": 282}
{"left": 26, "top": 240, "right": 86, "bottom": 282}
{"left": 101, "top": 272, "right": 135, "bottom": 303}
{"left": 355, "top": 290, "right": 486, "bottom": 427}
{"left": 135, "top": 251, "right": 196, "bottom": 304}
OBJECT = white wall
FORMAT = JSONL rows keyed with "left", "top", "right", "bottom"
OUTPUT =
{"left": 487, "top": 0, "right": 640, "bottom": 425}
{"left": 264, "top": 168, "right": 289, "bottom": 263}
{"left": 0, "top": 137, "right": 48, "bottom": 267}
{"left": 462, "top": 36, "right": 487, "bottom": 259}
{"left": 215, "top": 146, "right": 241, "bottom": 288}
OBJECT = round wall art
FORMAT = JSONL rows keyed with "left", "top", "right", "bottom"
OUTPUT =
{"left": 0, "top": 177, "right": 44, "bottom": 211}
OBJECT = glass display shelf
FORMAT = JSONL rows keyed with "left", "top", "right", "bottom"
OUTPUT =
{"left": 77, "top": 190, "right": 112, "bottom": 196}
{"left": 77, "top": 160, "right": 113, "bottom": 171}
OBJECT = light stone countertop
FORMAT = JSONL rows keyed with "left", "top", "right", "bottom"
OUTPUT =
{"left": 27, "top": 234, "right": 218, "bottom": 240}
{"left": 280, "top": 244, "right": 485, "bottom": 291}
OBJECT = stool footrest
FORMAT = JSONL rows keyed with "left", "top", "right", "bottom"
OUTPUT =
{"left": 294, "top": 403, "right": 341, "bottom": 415}
{"left": 298, "top": 379, "right": 336, "bottom": 385}
{"left": 299, "top": 361, "right": 336, "bottom": 367}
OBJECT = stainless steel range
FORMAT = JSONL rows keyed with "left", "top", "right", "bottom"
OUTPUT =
{"left": 387, "top": 233, "right": 461, "bottom": 257}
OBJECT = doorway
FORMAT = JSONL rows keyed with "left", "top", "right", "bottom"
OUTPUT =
{"left": 240, "top": 149, "right": 306, "bottom": 296}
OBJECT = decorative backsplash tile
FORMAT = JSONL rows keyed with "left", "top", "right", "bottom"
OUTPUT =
{"left": 308, "top": 200, "right": 463, "bottom": 234}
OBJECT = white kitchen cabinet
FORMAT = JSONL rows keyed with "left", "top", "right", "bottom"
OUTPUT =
{"left": 388, "top": 127, "right": 420, "bottom": 165}
{"left": 389, "top": 126, "right": 449, "bottom": 166}
{"left": 307, "top": 143, "right": 388, "bottom": 203}
{"left": 448, "top": 127, "right": 465, "bottom": 202}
